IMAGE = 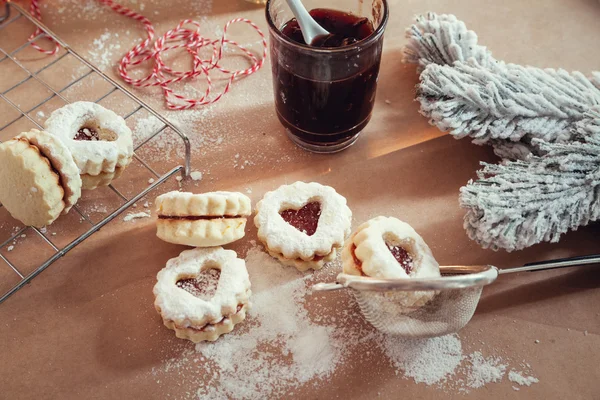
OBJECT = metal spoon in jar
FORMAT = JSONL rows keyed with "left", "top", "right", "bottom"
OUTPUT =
{"left": 284, "top": 0, "right": 330, "bottom": 45}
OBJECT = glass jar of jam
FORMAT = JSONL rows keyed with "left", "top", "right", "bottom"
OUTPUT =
{"left": 266, "top": 0, "right": 389, "bottom": 153}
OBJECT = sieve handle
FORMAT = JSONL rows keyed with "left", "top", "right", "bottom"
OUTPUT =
{"left": 312, "top": 282, "right": 345, "bottom": 291}
{"left": 500, "top": 254, "right": 600, "bottom": 275}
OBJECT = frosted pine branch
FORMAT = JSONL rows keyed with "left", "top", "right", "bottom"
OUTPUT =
{"left": 593, "top": 72, "right": 600, "bottom": 90}
{"left": 418, "top": 60, "right": 600, "bottom": 157}
{"left": 404, "top": 12, "right": 495, "bottom": 72}
{"left": 459, "top": 107, "right": 600, "bottom": 251}
{"left": 406, "top": 13, "right": 600, "bottom": 159}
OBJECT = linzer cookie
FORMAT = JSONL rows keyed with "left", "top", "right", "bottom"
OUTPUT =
{"left": 44, "top": 101, "right": 133, "bottom": 190}
{"left": 342, "top": 216, "right": 441, "bottom": 307}
{"left": 153, "top": 247, "right": 252, "bottom": 342}
{"left": 254, "top": 181, "right": 352, "bottom": 271}
{"left": 0, "top": 129, "right": 82, "bottom": 227}
{"left": 155, "top": 191, "right": 252, "bottom": 247}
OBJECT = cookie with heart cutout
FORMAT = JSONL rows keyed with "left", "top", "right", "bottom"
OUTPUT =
{"left": 341, "top": 216, "right": 441, "bottom": 308}
{"left": 0, "top": 129, "right": 82, "bottom": 227}
{"left": 44, "top": 101, "right": 133, "bottom": 188}
{"left": 254, "top": 181, "right": 352, "bottom": 271}
{"left": 153, "top": 247, "right": 252, "bottom": 342}
{"left": 155, "top": 191, "right": 252, "bottom": 247}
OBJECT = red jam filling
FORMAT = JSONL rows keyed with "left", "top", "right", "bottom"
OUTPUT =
{"left": 186, "top": 304, "right": 245, "bottom": 332}
{"left": 159, "top": 215, "right": 241, "bottom": 220}
{"left": 350, "top": 244, "right": 366, "bottom": 276}
{"left": 280, "top": 202, "right": 321, "bottom": 236}
{"left": 386, "top": 243, "right": 414, "bottom": 274}
{"left": 74, "top": 127, "right": 100, "bottom": 141}
{"left": 176, "top": 269, "right": 220, "bottom": 300}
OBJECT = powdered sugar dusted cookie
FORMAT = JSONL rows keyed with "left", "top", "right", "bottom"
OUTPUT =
{"left": 155, "top": 191, "right": 252, "bottom": 247}
{"left": 16, "top": 129, "right": 82, "bottom": 213}
{"left": 0, "top": 135, "right": 67, "bottom": 227}
{"left": 44, "top": 101, "right": 133, "bottom": 188}
{"left": 80, "top": 167, "right": 124, "bottom": 191}
{"left": 342, "top": 216, "right": 440, "bottom": 308}
{"left": 342, "top": 216, "right": 440, "bottom": 279}
{"left": 153, "top": 247, "right": 252, "bottom": 342}
{"left": 254, "top": 181, "right": 352, "bottom": 271}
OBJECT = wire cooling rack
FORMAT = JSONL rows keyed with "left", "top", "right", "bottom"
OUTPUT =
{"left": 0, "top": 2, "right": 191, "bottom": 303}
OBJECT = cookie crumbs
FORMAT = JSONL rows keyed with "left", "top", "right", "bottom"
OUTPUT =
{"left": 30, "top": 187, "right": 38, "bottom": 193}
{"left": 123, "top": 211, "right": 151, "bottom": 222}
{"left": 7, "top": 245, "right": 14, "bottom": 252}
{"left": 148, "top": 178, "right": 155, "bottom": 184}
{"left": 190, "top": 171, "right": 203, "bottom": 181}
{"left": 385, "top": 99, "right": 392, "bottom": 104}
{"left": 534, "top": 340, "right": 540, "bottom": 344}
{"left": 20, "top": 234, "right": 26, "bottom": 238}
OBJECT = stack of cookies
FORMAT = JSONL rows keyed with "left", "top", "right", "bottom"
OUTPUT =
{"left": 0, "top": 101, "right": 133, "bottom": 228}
{"left": 153, "top": 191, "right": 254, "bottom": 343}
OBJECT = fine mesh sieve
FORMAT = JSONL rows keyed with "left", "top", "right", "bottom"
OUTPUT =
{"left": 312, "top": 255, "right": 600, "bottom": 338}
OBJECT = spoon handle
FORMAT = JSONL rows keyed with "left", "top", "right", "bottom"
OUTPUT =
{"left": 284, "top": 0, "right": 328, "bottom": 44}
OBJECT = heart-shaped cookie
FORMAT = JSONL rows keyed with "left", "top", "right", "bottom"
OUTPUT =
{"left": 255, "top": 182, "right": 352, "bottom": 271}
{"left": 342, "top": 216, "right": 440, "bottom": 279}
{"left": 342, "top": 216, "right": 441, "bottom": 309}
{"left": 44, "top": 101, "right": 133, "bottom": 181}
{"left": 153, "top": 247, "right": 252, "bottom": 342}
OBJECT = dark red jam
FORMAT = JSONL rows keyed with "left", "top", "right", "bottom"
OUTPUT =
{"left": 74, "top": 127, "right": 99, "bottom": 141}
{"left": 280, "top": 201, "right": 322, "bottom": 236}
{"left": 176, "top": 269, "right": 221, "bottom": 300}
{"left": 273, "top": 8, "right": 379, "bottom": 146}
{"left": 386, "top": 243, "right": 414, "bottom": 275}
{"left": 281, "top": 9, "right": 374, "bottom": 48}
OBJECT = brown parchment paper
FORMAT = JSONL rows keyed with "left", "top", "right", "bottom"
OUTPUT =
{"left": 1, "top": 0, "right": 599, "bottom": 399}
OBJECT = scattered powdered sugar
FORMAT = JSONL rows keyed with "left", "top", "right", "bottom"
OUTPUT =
{"left": 81, "top": 203, "right": 108, "bottom": 215}
{"left": 382, "top": 334, "right": 463, "bottom": 385}
{"left": 508, "top": 370, "right": 539, "bottom": 386}
{"left": 465, "top": 351, "right": 507, "bottom": 388}
{"left": 193, "top": 247, "right": 343, "bottom": 399}
{"left": 87, "top": 30, "right": 122, "bottom": 71}
{"left": 150, "top": 245, "right": 540, "bottom": 398}
{"left": 133, "top": 115, "right": 164, "bottom": 144}
{"left": 123, "top": 211, "right": 151, "bottom": 222}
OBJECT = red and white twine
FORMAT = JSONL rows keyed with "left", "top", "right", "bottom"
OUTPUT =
{"left": 28, "top": 0, "right": 59, "bottom": 55}
{"left": 27, "top": 0, "right": 268, "bottom": 110}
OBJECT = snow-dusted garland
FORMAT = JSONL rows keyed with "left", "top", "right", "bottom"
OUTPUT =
{"left": 404, "top": 13, "right": 600, "bottom": 251}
